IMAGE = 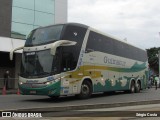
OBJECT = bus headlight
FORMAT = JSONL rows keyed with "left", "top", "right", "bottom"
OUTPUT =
{"left": 45, "top": 81, "right": 51, "bottom": 85}
{"left": 45, "top": 77, "right": 61, "bottom": 85}
{"left": 19, "top": 82, "right": 24, "bottom": 85}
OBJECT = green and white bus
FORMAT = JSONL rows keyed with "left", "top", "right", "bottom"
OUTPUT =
{"left": 10, "top": 23, "right": 148, "bottom": 99}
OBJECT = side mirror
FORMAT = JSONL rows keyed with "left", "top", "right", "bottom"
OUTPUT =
{"left": 50, "top": 40, "right": 77, "bottom": 55}
{"left": 10, "top": 46, "right": 24, "bottom": 60}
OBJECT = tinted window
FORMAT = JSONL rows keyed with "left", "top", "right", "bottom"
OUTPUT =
{"left": 25, "top": 25, "right": 63, "bottom": 46}
{"left": 34, "top": 11, "right": 54, "bottom": 26}
{"left": 20, "top": 49, "right": 61, "bottom": 78}
{"left": 61, "top": 46, "right": 77, "bottom": 72}
{"left": 86, "top": 31, "right": 113, "bottom": 55}
{"left": 61, "top": 25, "right": 87, "bottom": 71}
{"left": 12, "top": 7, "right": 34, "bottom": 25}
{"left": 61, "top": 25, "right": 87, "bottom": 43}
{"left": 35, "top": 0, "right": 55, "bottom": 14}
{"left": 12, "top": 0, "right": 55, "bottom": 39}
{"left": 11, "top": 23, "right": 33, "bottom": 39}
{"left": 86, "top": 31, "right": 147, "bottom": 62}
{"left": 13, "top": 0, "right": 34, "bottom": 10}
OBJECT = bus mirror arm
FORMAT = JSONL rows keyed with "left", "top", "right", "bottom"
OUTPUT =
{"left": 10, "top": 46, "right": 24, "bottom": 60}
{"left": 50, "top": 40, "right": 77, "bottom": 55}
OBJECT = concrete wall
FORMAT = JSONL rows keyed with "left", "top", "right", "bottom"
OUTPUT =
{"left": 0, "top": 0, "right": 12, "bottom": 37}
{"left": 55, "top": 0, "right": 68, "bottom": 24}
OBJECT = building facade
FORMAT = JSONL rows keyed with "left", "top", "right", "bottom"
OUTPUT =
{"left": 0, "top": 0, "right": 67, "bottom": 88}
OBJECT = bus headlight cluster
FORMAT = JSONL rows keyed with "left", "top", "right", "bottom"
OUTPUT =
{"left": 45, "top": 81, "right": 51, "bottom": 85}
{"left": 45, "top": 78, "right": 60, "bottom": 85}
{"left": 19, "top": 82, "right": 24, "bottom": 85}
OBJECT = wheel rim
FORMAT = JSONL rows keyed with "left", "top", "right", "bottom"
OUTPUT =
{"left": 82, "top": 84, "right": 90, "bottom": 95}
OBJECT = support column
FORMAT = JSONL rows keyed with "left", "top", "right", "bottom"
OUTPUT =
{"left": 14, "top": 53, "right": 22, "bottom": 88}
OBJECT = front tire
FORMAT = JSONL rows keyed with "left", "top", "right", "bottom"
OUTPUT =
{"left": 77, "top": 81, "right": 92, "bottom": 99}
{"left": 130, "top": 81, "right": 135, "bottom": 93}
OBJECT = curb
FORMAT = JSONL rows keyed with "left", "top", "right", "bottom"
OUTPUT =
{"left": 4, "top": 99, "right": 160, "bottom": 112}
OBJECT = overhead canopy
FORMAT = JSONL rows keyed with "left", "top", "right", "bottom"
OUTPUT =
{"left": 0, "top": 37, "right": 25, "bottom": 53}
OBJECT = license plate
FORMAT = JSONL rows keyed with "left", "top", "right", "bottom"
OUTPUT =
{"left": 30, "top": 91, "right": 36, "bottom": 94}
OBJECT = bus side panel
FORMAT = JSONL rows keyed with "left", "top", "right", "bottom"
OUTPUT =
{"left": 93, "top": 71, "right": 130, "bottom": 93}
{"left": 92, "top": 63, "right": 148, "bottom": 93}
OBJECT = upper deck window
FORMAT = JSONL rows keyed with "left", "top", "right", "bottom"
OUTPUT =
{"left": 61, "top": 25, "right": 87, "bottom": 42}
{"left": 25, "top": 25, "right": 63, "bottom": 46}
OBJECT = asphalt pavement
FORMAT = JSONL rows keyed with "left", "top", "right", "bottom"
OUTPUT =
{"left": 1, "top": 87, "right": 160, "bottom": 119}
{"left": 0, "top": 87, "right": 160, "bottom": 111}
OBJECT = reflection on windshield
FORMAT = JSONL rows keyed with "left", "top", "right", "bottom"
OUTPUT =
{"left": 25, "top": 25, "right": 63, "bottom": 46}
{"left": 21, "top": 50, "right": 58, "bottom": 78}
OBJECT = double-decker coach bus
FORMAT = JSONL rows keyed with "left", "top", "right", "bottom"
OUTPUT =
{"left": 10, "top": 23, "right": 148, "bottom": 99}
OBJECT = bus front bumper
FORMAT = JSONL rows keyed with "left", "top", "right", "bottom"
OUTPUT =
{"left": 18, "top": 81, "right": 60, "bottom": 96}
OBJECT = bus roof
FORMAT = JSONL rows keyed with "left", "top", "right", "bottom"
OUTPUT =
{"left": 37, "top": 22, "right": 89, "bottom": 30}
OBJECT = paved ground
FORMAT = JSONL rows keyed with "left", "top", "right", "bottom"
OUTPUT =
{"left": 1, "top": 103, "right": 160, "bottom": 120}
{"left": 0, "top": 87, "right": 160, "bottom": 111}
{"left": 0, "top": 87, "right": 160, "bottom": 120}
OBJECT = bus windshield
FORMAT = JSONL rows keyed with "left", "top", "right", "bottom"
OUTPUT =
{"left": 20, "top": 49, "right": 60, "bottom": 78}
{"left": 25, "top": 25, "right": 63, "bottom": 46}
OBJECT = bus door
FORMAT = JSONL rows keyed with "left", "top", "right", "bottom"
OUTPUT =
{"left": 60, "top": 46, "right": 79, "bottom": 95}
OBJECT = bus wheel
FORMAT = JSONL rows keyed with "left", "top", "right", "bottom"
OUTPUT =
{"left": 78, "top": 81, "right": 92, "bottom": 99}
{"left": 130, "top": 81, "right": 135, "bottom": 93}
{"left": 135, "top": 81, "right": 141, "bottom": 93}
